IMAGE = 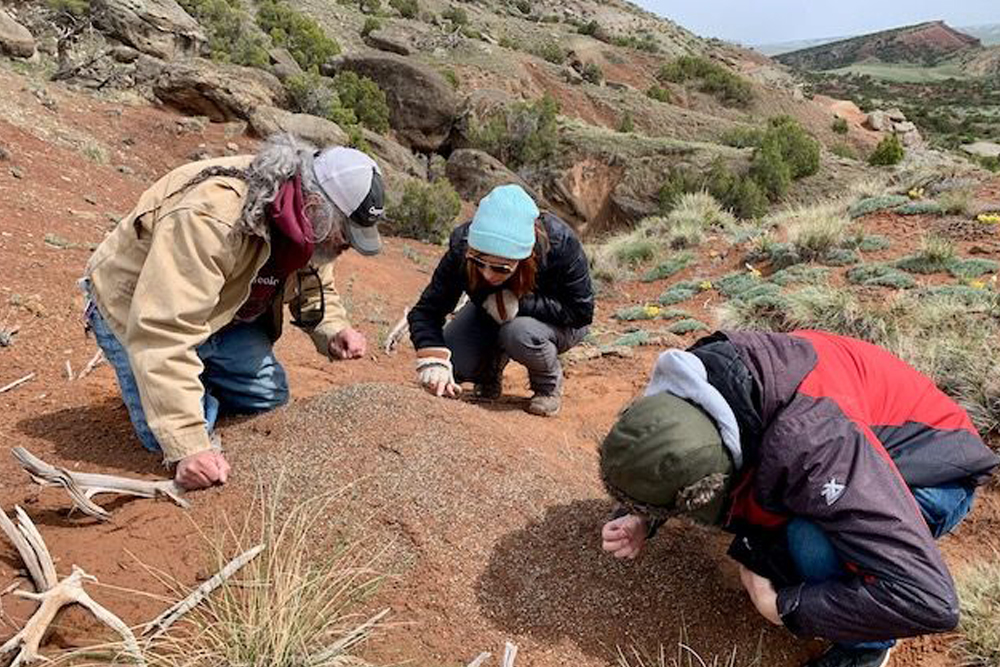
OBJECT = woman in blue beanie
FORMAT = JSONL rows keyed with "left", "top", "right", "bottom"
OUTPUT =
{"left": 407, "top": 184, "right": 594, "bottom": 416}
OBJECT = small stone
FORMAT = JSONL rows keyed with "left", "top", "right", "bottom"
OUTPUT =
{"left": 0, "top": 145, "right": 10, "bottom": 161}
{"left": 225, "top": 142, "right": 239, "bottom": 152}
{"left": 10, "top": 167, "right": 23, "bottom": 179}
{"left": 84, "top": 194, "right": 98, "bottom": 205}
{"left": 188, "top": 150, "right": 211, "bottom": 161}
{"left": 122, "top": 137, "right": 135, "bottom": 147}
{"left": 117, "top": 165, "right": 135, "bottom": 175}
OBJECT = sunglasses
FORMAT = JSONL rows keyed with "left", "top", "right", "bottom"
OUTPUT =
{"left": 467, "top": 254, "right": 518, "bottom": 275}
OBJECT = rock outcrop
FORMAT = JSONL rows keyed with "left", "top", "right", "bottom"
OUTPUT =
{"left": 0, "top": 10, "right": 35, "bottom": 59}
{"left": 92, "top": 0, "right": 204, "bottom": 60}
{"left": 323, "top": 53, "right": 459, "bottom": 152}
{"left": 154, "top": 58, "right": 286, "bottom": 122}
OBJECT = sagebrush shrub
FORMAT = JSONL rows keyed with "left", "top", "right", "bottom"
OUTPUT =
{"left": 385, "top": 179, "right": 461, "bottom": 243}
{"left": 332, "top": 71, "right": 390, "bottom": 133}
{"left": 257, "top": 0, "right": 340, "bottom": 71}
{"left": 388, "top": 0, "right": 418, "bottom": 17}
{"left": 178, "top": 0, "right": 269, "bottom": 67}
{"left": 868, "top": 134, "right": 905, "bottom": 166}
{"left": 469, "top": 94, "right": 559, "bottom": 169}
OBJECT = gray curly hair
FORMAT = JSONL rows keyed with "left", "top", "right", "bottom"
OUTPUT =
{"left": 182, "top": 133, "right": 343, "bottom": 243}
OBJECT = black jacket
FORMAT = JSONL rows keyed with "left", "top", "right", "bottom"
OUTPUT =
{"left": 408, "top": 213, "right": 594, "bottom": 350}
{"left": 691, "top": 330, "right": 999, "bottom": 643}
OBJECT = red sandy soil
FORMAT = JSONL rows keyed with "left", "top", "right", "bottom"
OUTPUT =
{"left": 0, "top": 65, "right": 998, "bottom": 667}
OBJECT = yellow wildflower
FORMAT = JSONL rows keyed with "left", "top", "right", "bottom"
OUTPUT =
{"left": 969, "top": 279, "right": 986, "bottom": 290}
{"left": 977, "top": 213, "right": 1000, "bottom": 224}
{"left": 745, "top": 263, "right": 762, "bottom": 278}
{"left": 699, "top": 280, "right": 714, "bottom": 291}
{"left": 908, "top": 187, "right": 925, "bottom": 200}
{"left": 643, "top": 305, "right": 661, "bottom": 318}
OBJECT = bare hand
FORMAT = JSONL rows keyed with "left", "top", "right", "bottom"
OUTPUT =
{"left": 601, "top": 513, "right": 647, "bottom": 559}
{"left": 329, "top": 328, "right": 367, "bottom": 360}
{"left": 175, "top": 449, "right": 231, "bottom": 490}
{"left": 739, "top": 565, "right": 782, "bottom": 625}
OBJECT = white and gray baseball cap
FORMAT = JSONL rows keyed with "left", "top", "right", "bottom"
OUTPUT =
{"left": 313, "top": 146, "right": 385, "bottom": 256}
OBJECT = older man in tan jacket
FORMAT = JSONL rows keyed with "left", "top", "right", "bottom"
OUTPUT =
{"left": 83, "top": 134, "right": 384, "bottom": 490}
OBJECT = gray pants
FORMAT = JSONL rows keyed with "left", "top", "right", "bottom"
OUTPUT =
{"left": 444, "top": 303, "right": 587, "bottom": 395}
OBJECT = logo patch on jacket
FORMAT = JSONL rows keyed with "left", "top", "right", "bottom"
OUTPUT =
{"left": 821, "top": 478, "right": 846, "bottom": 506}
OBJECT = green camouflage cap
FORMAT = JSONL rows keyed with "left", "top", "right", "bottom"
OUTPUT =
{"left": 600, "top": 393, "right": 734, "bottom": 525}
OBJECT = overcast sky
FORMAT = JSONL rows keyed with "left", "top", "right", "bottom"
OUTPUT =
{"left": 633, "top": 0, "right": 999, "bottom": 45}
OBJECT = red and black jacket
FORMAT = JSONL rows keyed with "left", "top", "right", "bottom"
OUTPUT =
{"left": 689, "top": 330, "right": 999, "bottom": 643}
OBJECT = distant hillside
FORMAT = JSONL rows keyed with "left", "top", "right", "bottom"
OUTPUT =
{"left": 776, "top": 20, "right": 981, "bottom": 70}
{"left": 756, "top": 36, "right": 844, "bottom": 57}
{"left": 962, "top": 24, "right": 1000, "bottom": 47}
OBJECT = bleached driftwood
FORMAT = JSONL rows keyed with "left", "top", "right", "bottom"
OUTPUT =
{"left": 142, "top": 544, "right": 265, "bottom": 640}
{"left": 0, "top": 505, "right": 146, "bottom": 667}
{"left": 384, "top": 293, "right": 469, "bottom": 354}
{"left": 76, "top": 349, "right": 105, "bottom": 380}
{"left": 12, "top": 447, "right": 188, "bottom": 521}
{"left": 312, "top": 607, "right": 390, "bottom": 661}
{"left": 502, "top": 642, "right": 518, "bottom": 667}
{"left": 0, "top": 373, "right": 35, "bottom": 394}
{"left": 466, "top": 652, "right": 491, "bottom": 667}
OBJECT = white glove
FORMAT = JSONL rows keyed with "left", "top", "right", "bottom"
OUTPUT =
{"left": 483, "top": 290, "right": 520, "bottom": 324}
{"left": 415, "top": 347, "right": 462, "bottom": 398}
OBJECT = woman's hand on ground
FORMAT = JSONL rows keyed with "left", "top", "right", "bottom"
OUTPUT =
{"left": 601, "top": 513, "right": 647, "bottom": 559}
{"left": 739, "top": 565, "right": 782, "bottom": 625}
{"left": 175, "top": 449, "right": 230, "bottom": 490}
{"left": 415, "top": 348, "right": 462, "bottom": 398}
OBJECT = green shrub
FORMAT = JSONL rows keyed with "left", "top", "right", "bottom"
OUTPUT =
{"left": 440, "top": 68, "right": 459, "bottom": 89}
{"left": 442, "top": 5, "right": 468, "bottom": 25}
{"left": 938, "top": 189, "right": 973, "bottom": 215}
{"left": 948, "top": 258, "right": 999, "bottom": 280}
{"left": 895, "top": 201, "right": 944, "bottom": 216}
{"left": 389, "top": 0, "right": 419, "bottom": 17}
{"left": 531, "top": 41, "right": 567, "bottom": 64}
{"left": 614, "top": 239, "right": 657, "bottom": 265}
{"left": 177, "top": 0, "right": 269, "bottom": 67}
{"left": 333, "top": 71, "right": 390, "bottom": 133}
{"left": 614, "top": 305, "right": 661, "bottom": 321}
{"left": 760, "top": 116, "right": 820, "bottom": 180}
{"left": 577, "top": 19, "right": 600, "bottom": 36}
{"left": 385, "top": 179, "right": 461, "bottom": 243}
{"left": 610, "top": 33, "right": 659, "bottom": 53}
{"left": 868, "top": 134, "right": 905, "bottom": 167}
{"left": 716, "top": 271, "right": 762, "bottom": 299}
{"left": 769, "top": 265, "right": 830, "bottom": 286}
{"left": 361, "top": 16, "right": 381, "bottom": 36}
{"left": 721, "top": 126, "right": 764, "bottom": 148}
{"left": 581, "top": 62, "right": 603, "bottom": 84}
{"left": 285, "top": 72, "right": 357, "bottom": 126}
{"left": 857, "top": 234, "right": 891, "bottom": 252}
{"left": 657, "top": 167, "right": 702, "bottom": 213}
{"left": 658, "top": 55, "right": 752, "bottom": 107}
{"left": 846, "top": 264, "right": 916, "bottom": 289}
{"left": 47, "top": 0, "right": 90, "bottom": 16}
{"left": 668, "top": 318, "right": 709, "bottom": 334}
{"left": 720, "top": 174, "right": 769, "bottom": 220}
{"left": 849, "top": 194, "right": 909, "bottom": 218}
{"left": 642, "top": 252, "right": 694, "bottom": 282}
{"left": 658, "top": 281, "right": 702, "bottom": 305}
{"left": 831, "top": 117, "right": 849, "bottom": 134}
{"left": 895, "top": 235, "right": 956, "bottom": 274}
{"left": 646, "top": 85, "right": 671, "bottom": 102}
{"left": 618, "top": 111, "right": 634, "bottom": 133}
{"left": 469, "top": 94, "right": 559, "bottom": 169}
{"left": 821, "top": 248, "right": 860, "bottom": 266}
{"left": 257, "top": 0, "right": 340, "bottom": 71}
{"left": 830, "top": 143, "right": 857, "bottom": 160}
{"left": 749, "top": 141, "right": 792, "bottom": 201}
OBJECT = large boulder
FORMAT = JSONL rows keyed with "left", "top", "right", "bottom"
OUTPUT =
{"left": 323, "top": 54, "right": 459, "bottom": 152}
{"left": 0, "top": 10, "right": 35, "bottom": 58}
{"left": 864, "top": 110, "right": 890, "bottom": 132}
{"left": 364, "top": 28, "right": 413, "bottom": 56}
{"left": 92, "top": 0, "right": 204, "bottom": 60}
{"left": 248, "top": 105, "right": 350, "bottom": 146}
{"left": 445, "top": 149, "right": 542, "bottom": 205}
{"left": 153, "top": 58, "right": 286, "bottom": 122}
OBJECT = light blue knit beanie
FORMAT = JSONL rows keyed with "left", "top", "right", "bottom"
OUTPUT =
{"left": 468, "top": 184, "right": 539, "bottom": 260}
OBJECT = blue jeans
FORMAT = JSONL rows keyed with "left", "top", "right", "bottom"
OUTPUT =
{"left": 86, "top": 297, "right": 289, "bottom": 454}
{"left": 786, "top": 484, "right": 975, "bottom": 651}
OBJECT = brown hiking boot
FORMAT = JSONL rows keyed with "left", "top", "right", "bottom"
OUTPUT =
{"left": 527, "top": 392, "right": 561, "bottom": 417}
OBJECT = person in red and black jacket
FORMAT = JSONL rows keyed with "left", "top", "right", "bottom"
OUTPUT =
{"left": 598, "top": 330, "right": 999, "bottom": 667}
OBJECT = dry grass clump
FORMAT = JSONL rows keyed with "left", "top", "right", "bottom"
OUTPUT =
{"left": 895, "top": 234, "right": 957, "bottom": 274}
{"left": 719, "top": 286, "right": 1000, "bottom": 436}
{"left": 956, "top": 553, "right": 1000, "bottom": 666}
{"left": 616, "top": 633, "right": 761, "bottom": 667}
{"left": 783, "top": 204, "right": 852, "bottom": 261}
{"left": 139, "top": 480, "right": 386, "bottom": 667}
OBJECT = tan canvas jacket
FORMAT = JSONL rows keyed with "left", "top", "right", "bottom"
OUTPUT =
{"left": 85, "top": 156, "right": 350, "bottom": 463}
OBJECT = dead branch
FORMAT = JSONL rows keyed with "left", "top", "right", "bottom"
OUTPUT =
{"left": 466, "top": 652, "right": 491, "bottom": 667}
{"left": 76, "top": 349, "right": 105, "bottom": 380}
{"left": 313, "top": 608, "right": 390, "bottom": 661}
{"left": 142, "top": 544, "right": 264, "bottom": 640}
{"left": 0, "top": 373, "right": 34, "bottom": 394}
{"left": 0, "top": 506, "right": 145, "bottom": 667}
{"left": 64, "top": 360, "right": 74, "bottom": 381}
{"left": 384, "top": 293, "right": 469, "bottom": 354}
{"left": 12, "top": 447, "right": 188, "bottom": 521}
{"left": 502, "top": 642, "right": 518, "bottom": 667}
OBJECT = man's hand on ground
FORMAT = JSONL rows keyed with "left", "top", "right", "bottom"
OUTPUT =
{"left": 739, "top": 565, "right": 782, "bottom": 625}
{"left": 601, "top": 513, "right": 647, "bottom": 559}
{"left": 329, "top": 328, "right": 367, "bottom": 360}
{"left": 175, "top": 450, "right": 231, "bottom": 490}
